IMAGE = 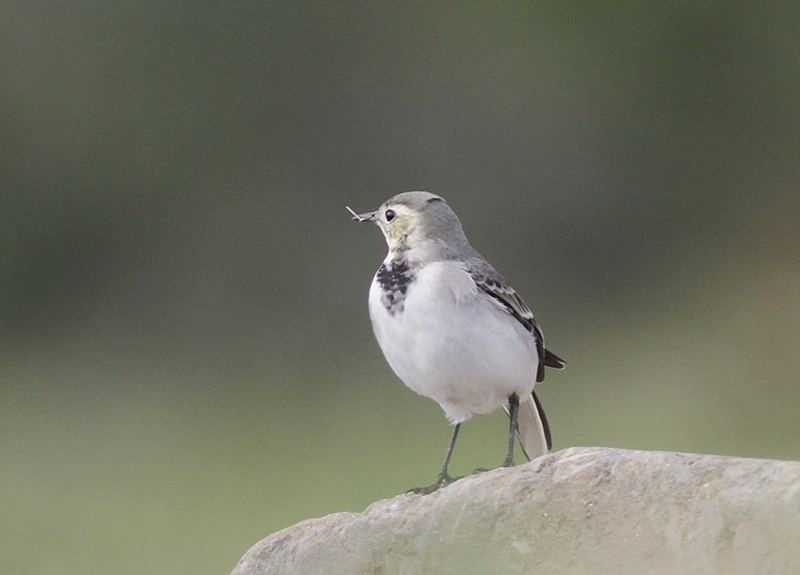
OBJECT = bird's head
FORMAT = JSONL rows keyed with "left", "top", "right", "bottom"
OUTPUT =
{"left": 348, "top": 191, "right": 472, "bottom": 261}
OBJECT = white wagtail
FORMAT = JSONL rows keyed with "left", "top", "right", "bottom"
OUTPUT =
{"left": 349, "top": 192, "right": 565, "bottom": 493}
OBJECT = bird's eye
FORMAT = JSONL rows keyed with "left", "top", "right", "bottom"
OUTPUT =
{"left": 385, "top": 209, "right": 396, "bottom": 222}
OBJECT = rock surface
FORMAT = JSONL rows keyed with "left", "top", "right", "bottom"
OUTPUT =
{"left": 230, "top": 447, "right": 800, "bottom": 575}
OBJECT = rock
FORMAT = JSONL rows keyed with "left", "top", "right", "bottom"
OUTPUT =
{"left": 230, "top": 447, "right": 800, "bottom": 575}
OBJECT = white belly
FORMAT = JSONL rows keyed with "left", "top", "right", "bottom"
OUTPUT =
{"left": 369, "top": 260, "right": 539, "bottom": 423}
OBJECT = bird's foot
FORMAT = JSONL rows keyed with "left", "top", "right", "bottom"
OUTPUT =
{"left": 408, "top": 472, "right": 463, "bottom": 495}
{"left": 502, "top": 456, "right": 515, "bottom": 468}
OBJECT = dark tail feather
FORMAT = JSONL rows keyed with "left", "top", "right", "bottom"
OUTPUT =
{"left": 513, "top": 396, "right": 549, "bottom": 460}
{"left": 544, "top": 349, "right": 566, "bottom": 370}
{"left": 532, "top": 390, "right": 552, "bottom": 451}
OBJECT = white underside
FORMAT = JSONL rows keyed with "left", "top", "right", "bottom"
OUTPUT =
{"left": 369, "top": 260, "right": 540, "bottom": 424}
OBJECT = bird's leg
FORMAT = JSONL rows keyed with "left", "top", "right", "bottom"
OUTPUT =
{"left": 503, "top": 393, "right": 520, "bottom": 467}
{"left": 409, "top": 423, "right": 463, "bottom": 494}
{"left": 437, "top": 422, "right": 461, "bottom": 482}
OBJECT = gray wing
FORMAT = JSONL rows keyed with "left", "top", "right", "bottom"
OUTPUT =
{"left": 466, "top": 258, "right": 565, "bottom": 382}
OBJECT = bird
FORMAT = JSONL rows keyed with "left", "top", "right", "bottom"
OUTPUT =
{"left": 348, "top": 192, "right": 565, "bottom": 493}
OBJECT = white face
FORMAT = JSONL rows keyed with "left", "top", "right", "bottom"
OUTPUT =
{"left": 375, "top": 203, "right": 420, "bottom": 252}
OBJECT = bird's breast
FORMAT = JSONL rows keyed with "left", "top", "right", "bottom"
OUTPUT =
{"left": 368, "top": 261, "right": 539, "bottom": 415}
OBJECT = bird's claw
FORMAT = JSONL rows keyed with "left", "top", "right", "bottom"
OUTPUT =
{"left": 408, "top": 472, "right": 463, "bottom": 495}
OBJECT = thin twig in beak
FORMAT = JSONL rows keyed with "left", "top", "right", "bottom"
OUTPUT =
{"left": 346, "top": 206, "right": 368, "bottom": 222}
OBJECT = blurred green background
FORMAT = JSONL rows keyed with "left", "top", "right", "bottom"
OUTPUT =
{"left": 2, "top": 1, "right": 799, "bottom": 574}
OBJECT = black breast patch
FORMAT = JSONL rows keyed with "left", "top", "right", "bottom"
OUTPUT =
{"left": 376, "top": 259, "right": 413, "bottom": 314}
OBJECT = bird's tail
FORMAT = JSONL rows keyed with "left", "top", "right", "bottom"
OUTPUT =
{"left": 515, "top": 391, "right": 551, "bottom": 460}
